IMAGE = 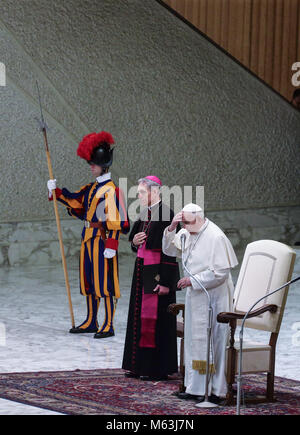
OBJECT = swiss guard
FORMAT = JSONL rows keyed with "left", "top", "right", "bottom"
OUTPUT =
{"left": 47, "top": 131, "right": 130, "bottom": 338}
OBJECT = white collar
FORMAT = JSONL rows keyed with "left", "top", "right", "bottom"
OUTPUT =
{"left": 96, "top": 172, "right": 111, "bottom": 184}
{"left": 148, "top": 199, "right": 161, "bottom": 210}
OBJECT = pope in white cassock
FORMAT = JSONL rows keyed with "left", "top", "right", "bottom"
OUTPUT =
{"left": 162, "top": 203, "right": 238, "bottom": 403}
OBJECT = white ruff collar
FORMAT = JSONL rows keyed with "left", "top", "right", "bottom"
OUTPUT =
{"left": 96, "top": 172, "right": 111, "bottom": 184}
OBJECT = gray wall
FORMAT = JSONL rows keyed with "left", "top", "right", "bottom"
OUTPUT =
{"left": 0, "top": 0, "right": 299, "bottom": 266}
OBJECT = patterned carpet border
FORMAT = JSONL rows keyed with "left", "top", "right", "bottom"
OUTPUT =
{"left": 0, "top": 369, "right": 299, "bottom": 415}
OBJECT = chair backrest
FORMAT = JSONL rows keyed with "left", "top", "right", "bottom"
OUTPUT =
{"left": 233, "top": 240, "right": 296, "bottom": 333}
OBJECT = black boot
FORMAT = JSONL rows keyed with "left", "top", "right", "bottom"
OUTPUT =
{"left": 69, "top": 326, "right": 98, "bottom": 334}
{"left": 93, "top": 331, "right": 115, "bottom": 339}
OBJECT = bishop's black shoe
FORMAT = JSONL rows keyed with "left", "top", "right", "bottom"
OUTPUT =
{"left": 93, "top": 331, "right": 115, "bottom": 339}
{"left": 140, "top": 375, "right": 169, "bottom": 381}
{"left": 124, "top": 372, "right": 140, "bottom": 379}
{"left": 69, "top": 326, "right": 98, "bottom": 334}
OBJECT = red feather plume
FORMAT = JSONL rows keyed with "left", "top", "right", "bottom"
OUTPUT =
{"left": 77, "top": 131, "right": 115, "bottom": 161}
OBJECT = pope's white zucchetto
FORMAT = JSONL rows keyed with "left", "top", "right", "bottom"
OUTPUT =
{"left": 182, "top": 203, "right": 203, "bottom": 213}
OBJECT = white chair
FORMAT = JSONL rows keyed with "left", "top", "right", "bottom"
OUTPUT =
{"left": 217, "top": 240, "right": 296, "bottom": 405}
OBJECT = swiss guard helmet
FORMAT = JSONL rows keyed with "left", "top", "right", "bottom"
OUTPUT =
{"left": 77, "top": 131, "right": 115, "bottom": 167}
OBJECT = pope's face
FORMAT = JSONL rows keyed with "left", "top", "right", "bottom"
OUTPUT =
{"left": 182, "top": 211, "right": 203, "bottom": 233}
{"left": 182, "top": 212, "right": 196, "bottom": 228}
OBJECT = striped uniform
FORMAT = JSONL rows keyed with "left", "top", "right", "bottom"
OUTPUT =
{"left": 53, "top": 176, "right": 129, "bottom": 332}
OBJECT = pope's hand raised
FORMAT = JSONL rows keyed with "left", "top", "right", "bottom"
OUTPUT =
{"left": 168, "top": 212, "right": 183, "bottom": 232}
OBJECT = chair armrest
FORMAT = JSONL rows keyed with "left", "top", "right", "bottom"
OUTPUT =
{"left": 217, "top": 304, "right": 278, "bottom": 324}
{"left": 168, "top": 303, "right": 185, "bottom": 316}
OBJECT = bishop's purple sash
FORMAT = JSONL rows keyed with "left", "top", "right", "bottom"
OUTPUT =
{"left": 137, "top": 243, "right": 161, "bottom": 348}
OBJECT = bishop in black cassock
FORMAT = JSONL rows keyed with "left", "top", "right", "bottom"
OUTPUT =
{"left": 122, "top": 176, "right": 180, "bottom": 380}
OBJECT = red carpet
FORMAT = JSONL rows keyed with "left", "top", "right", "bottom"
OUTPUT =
{"left": 0, "top": 369, "right": 299, "bottom": 415}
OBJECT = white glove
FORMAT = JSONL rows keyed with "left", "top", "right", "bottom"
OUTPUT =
{"left": 47, "top": 179, "right": 57, "bottom": 197}
{"left": 104, "top": 248, "right": 116, "bottom": 259}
